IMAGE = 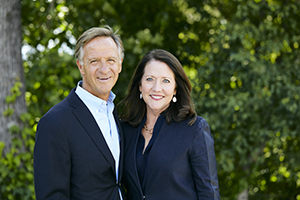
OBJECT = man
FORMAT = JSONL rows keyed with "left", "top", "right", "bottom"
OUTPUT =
{"left": 34, "top": 26, "right": 126, "bottom": 200}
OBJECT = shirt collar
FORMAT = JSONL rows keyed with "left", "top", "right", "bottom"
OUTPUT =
{"left": 75, "top": 81, "right": 116, "bottom": 110}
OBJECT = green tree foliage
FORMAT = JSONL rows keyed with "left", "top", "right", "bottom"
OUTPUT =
{"left": 192, "top": 1, "right": 300, "bottom": 199}
{"left": 0, "top": 82, "right": 35, "bottom": 199}
{"left": 1, "top": 0, "right": 297, "bottom": 199}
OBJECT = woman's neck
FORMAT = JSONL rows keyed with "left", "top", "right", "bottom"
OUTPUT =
{"left": 145, "top": 112, "right": 159, "bottom": 129}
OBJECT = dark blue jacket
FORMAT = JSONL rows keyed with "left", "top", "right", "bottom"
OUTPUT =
{"left": 122, "top": 116, "right": 220, "bottom": 200}
{"left": 34, "top": 88, "right": 126, "bottom": 200}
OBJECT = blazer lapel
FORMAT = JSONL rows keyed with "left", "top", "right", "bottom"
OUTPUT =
{"left": 134, "top": 118, "right": 147, "bottom": 190}
{"left": 68, "top": 89, "right": 116, "bottom": 174}
{"left": 143, "top": 119, "right": 169, "bottom": 190}
{"left": 113, "top": 108, "right": 123, "bottom": 180}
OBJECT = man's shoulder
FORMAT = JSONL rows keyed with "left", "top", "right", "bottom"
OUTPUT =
{"left": 42, "top": 88, "right": 79, "bottom": 118}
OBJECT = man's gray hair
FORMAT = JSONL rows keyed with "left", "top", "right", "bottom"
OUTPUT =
{"left": 75, "top": 25, "right": 124, "bottom": 64}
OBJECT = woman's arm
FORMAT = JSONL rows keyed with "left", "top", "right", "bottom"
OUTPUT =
{"left": 190, "top": 118, "right": 220, "bottom": 200}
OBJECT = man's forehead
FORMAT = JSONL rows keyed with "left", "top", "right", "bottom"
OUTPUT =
{"left": 84, "top": 40, "right": 119, "bottom": 53}
{"left": 85, "top": 36, "right": 117, "bottom": 47}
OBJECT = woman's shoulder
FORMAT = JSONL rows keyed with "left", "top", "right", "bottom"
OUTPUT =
{"left": 192, "top": 115, "right": 211, "bottom": 134}
{"left": 195, "top": 115, "right": 209, "bottom": 126}
{"left": 170, "top": 115, "right": 211, "bottom": 137}
{"left": 176, "top": 115, "right": 208, "bottom": 127}
{"left": 193, "top": 116, "right": 214, "bottom": 144}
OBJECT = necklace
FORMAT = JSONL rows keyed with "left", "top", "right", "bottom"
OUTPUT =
{"left": 143, "top": 124, "right": 153, "bottom": 134}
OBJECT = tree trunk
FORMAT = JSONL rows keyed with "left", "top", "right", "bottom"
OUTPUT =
{"left": 0, "top": 0, "right": 26, "bottom": 155}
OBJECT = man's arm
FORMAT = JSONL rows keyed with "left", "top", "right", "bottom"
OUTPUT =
{"left": 34, "top": 115, "right": 71, "bottom": 200}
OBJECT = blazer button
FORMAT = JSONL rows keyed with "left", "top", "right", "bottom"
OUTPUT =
{"left": 116, "top": 181, "right": 122, "bottom": 186}
{"left": 143, "top": 196, "right": 146, "bottom": 200}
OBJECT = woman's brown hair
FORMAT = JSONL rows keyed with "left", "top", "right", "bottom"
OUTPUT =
{"left": 118, "top": 49, "right": 196, "bottom": 126}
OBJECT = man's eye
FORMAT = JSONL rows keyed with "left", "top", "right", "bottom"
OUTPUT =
{"left": 91, "top": 60, "right": 98, "bottom": 63}
{"left": 108, "top": 59, "right": 116, "bottom": 63}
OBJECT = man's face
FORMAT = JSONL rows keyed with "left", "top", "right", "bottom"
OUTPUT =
{"left": 76, "top": 36, "right": 122, "bottom": 101}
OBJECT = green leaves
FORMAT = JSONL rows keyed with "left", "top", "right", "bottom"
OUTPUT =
{"left": 0, "top": 142, "right": 5, "bottom": 159}
{"left": 189, "top": 0, "right": 300, "bottom": 198}
{"left": 5, "top": 80, "right": 23, "bottom": 104}
{"left": 2, "top": 108, "right": 14, "bottom": 117}
{"left": 0, "top": 112, "right": 36, "bottom": 200}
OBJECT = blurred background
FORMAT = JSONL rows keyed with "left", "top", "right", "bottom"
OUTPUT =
{"left": 0, "top": 0, "right": 299, "bottom": 199}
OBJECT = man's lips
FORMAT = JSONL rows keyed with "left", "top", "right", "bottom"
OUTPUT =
{"left": 97, "top": 77, "right": 111, "bottom": 81}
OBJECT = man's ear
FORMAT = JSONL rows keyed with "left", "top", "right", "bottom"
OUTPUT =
{"left": 76, "top": 60, "right": 84, "bottom": 75}
{"left": 118, "top": 58, "right": 123, "bottom": 73}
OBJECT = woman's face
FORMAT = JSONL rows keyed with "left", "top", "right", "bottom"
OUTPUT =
{"left": 139, "top": 60, "right": 176, "bottom": 115}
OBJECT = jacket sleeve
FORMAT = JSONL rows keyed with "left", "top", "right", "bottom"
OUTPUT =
{"left": 34, "top": 115, "right": 71, "bottom": 200}
{"left": 190, "top": 118, "right": 220, "bottom": 200}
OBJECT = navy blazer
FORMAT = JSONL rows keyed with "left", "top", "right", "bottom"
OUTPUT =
{"left": 122, "top": 116, "right": 220, "bottom": 200}
{"left": 34, "top": 88, "right": 126, "bottom": 200}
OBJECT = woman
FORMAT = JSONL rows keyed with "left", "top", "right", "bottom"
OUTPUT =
{"left": 119, "top": 49, "right": 220, "bottom": 200}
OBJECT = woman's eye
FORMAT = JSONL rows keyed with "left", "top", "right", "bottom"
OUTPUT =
{"left": 163, "top": 79, "right": 170, "bottom": 83}
{"left": 146, "top": 77, "right": 153, "bottom": 81}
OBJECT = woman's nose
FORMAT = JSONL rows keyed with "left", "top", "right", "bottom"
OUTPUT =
{"left": 153, "top": 81, "right": 162, "bottom": 91}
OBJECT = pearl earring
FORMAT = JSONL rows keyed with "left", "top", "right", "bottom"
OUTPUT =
{"left": 140, "top": 93, "right": 142, "bottom": 99}
{"left": 172, "top": 96, "right": 177, "bottom": 103}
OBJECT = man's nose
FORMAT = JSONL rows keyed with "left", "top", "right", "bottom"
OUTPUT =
{"left": 99, "top": 60, "right": 109, "bottom": 72}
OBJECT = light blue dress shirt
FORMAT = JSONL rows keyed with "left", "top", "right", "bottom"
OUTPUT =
{"left": 75, "top": 82, "right": 122, "bottom": 199}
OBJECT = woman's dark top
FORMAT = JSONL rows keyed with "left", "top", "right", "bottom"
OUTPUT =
{"left": 136, "top": 114, "right": 165, "bottom": 193}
